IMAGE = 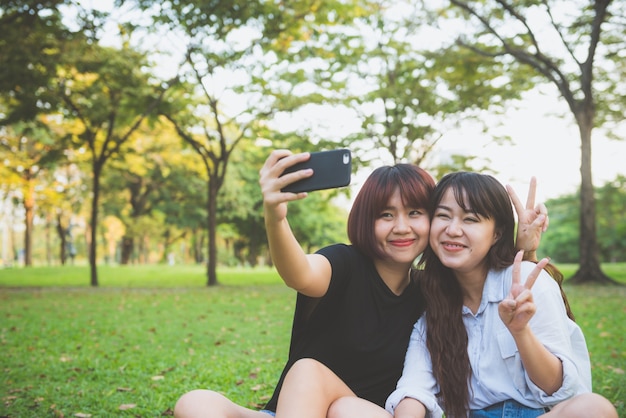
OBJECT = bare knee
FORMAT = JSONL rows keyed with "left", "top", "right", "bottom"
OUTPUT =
{"left": 328, "top": 397, "right": 352, "bottom": 418}
{"left": 281, "top": 358, "right": 339, "bottom": 396}
{"left": 575, "top": 393, "right": 618, "bottom": 418}
{"left": 329, "top": 396, "right": 392, "bottom": 418}
{"left": 288, "top": 358, "right": 355, "bottom": 395}
{"left": 278, "top": 358, "right": 354, "bottom": 413}
{"left": 548, "top": 393, "right": 618, "bottom": 418}
{"left": 174, "top": 389, "right": 229, "bottom": 418}
{"left": 289, "top": 358, "right": 327, "bottom": 377}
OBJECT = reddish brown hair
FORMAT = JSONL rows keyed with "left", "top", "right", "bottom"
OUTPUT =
{"left": 347, "top": 164, "right": 435, "bottom": 259}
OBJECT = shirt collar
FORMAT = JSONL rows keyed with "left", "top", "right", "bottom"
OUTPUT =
{"left": 462, "top": 269, "right": 503, "bottom": 316}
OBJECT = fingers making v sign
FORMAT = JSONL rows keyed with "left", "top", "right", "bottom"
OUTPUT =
{"left": 498, "top": 250, "right": 550, "bottom": 335}
{"left": 507, "top": 177, "right": 549, "bottom": 258}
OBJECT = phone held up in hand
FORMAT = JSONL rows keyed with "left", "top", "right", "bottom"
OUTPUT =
{"left": 281, "top": 149, "right": 352, "bottom": 193}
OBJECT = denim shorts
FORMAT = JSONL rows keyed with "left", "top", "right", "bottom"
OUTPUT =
{"left": 470, "top": 400, "right": 547, "bottom": 418}
{"left": 260, "top": 410, "right": 276, "bottom": 416}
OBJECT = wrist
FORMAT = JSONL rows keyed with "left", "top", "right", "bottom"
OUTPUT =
{"left": 509, "top": 324, "right": 532, "bottom": 341}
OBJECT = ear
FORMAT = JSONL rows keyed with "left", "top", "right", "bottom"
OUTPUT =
{"left": 492, "top": 228, "right": 502, "bottom": 246}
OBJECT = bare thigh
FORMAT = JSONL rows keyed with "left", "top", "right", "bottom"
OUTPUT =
{"left": 174, "top": 389, "right": 270, "bottom": 418}
{"left": 275, "top": 358, "right": 356, "bottom": 418}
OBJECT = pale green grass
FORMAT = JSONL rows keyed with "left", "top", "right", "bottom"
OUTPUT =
{"left": 1, "top": 281, "right": 294, "bottom": 416}
{"left": 0, "top": 264, "right": 624, "bottom": 417}
{"left": 0, "top": 264, "right": 281, "bottom": 287}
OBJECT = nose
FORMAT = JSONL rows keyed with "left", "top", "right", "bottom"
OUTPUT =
{"left": 446, "top": 218, "right": 462, "bottom": 236}
{"left": 393, "top": 214, "right": 411, "bottom": 233}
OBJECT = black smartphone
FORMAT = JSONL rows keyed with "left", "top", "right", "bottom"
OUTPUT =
{"left": 281, "top": 149, "right": 352, "bottom": 193}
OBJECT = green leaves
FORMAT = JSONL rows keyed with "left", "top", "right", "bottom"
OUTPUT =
{"left": 541, "top": 176, "right": 626, "bottom": 264}
{"left": 0, "top": 1, "right": 71, "bottom": 124}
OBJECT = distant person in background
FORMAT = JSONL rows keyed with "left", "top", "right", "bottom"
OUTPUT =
{"left": 386, "top": 172, "right": 617, "bottom": 418}
{"left": 173, "top": 151, "right": 547, "bottom": 418}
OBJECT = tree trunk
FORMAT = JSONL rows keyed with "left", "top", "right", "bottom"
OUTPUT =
{"left": 193, "top": 229, "right": 204, "bottom": 263}
{"left": 569, "top": 111, "right": 616, "bottom": 285}
{"left": 206, "top": 177, "right": 218, "bottom": 286}
{"left": 56, "top": 214, "right": 67, "bottom": 265}
{"left": 89, "top": 166, "right": 101, "bottom": 287}
{"left": 140, "top": 235, "right": 149, "bottom": 263}
{"left": 120, "top": 236, "right": 134, "bottom": 264}
{"left": 23, "top": 179, "right": 34, "bottom": 266}
{"left": 45, "top": 214, "right": 52, "bottom": 266}
{"left": 247, "top": 228, "right": 260, "bottom": 267}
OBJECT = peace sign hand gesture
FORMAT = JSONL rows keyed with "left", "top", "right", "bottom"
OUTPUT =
{"left": 507, "top": 177, "right": 549, "bottom": 258}
{"left": 498, "top": 250, "right": 550, "bottom": 335}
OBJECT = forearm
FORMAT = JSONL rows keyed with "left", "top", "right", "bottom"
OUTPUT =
{"left": 265, "top": 216, "right": 330, "bottom": 297}
{"left": 513, "top": 327, "right": 563, "bottom": 395}
{"left": 265, "top": 217, "right": 310, "bottom": 286}
{"left": 515, "top": 231, "right": 538, "bottom": 262}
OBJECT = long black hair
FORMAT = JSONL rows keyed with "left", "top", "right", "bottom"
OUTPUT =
{"left": 419, "top": 172, "right": 517, "bottom": 417}
{"left": 419, "top": 172, "right": 574, "bottom": 417}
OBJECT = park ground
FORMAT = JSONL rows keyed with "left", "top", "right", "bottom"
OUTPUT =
{"left": 0, "top": 263, "right": 624, "bottom": 417}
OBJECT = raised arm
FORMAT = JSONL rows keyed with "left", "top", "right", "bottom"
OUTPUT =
{"left": 499, "top": 251, "right": 563, "bottom": 395}
{"left": 507, "top": 177, "right": 549, "bottom": 262}
{"left": 259, "top": 150, "right": 332, "bottom": 297}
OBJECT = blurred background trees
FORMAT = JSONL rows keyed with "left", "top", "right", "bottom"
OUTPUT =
{"left": 0, "top": 0, "right": 624, "bottom": 285}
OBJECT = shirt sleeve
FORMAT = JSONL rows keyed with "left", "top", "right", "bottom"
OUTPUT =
{"left": 385, "top": 316, "right": 444, "bottom": 418}
{"left": 316, "top": 244, "right": 353, "bottom": 297}
{"left": 517, "top": 263, "right": 591, "bottom": 402}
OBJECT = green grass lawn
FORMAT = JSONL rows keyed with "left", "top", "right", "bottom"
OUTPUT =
{"left": 1, "top": 263, "right": 624, "bottom": 417}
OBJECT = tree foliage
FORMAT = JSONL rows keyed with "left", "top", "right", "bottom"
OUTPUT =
{"left": 0, "top": 0, "right": 72, "bottom": 125}
{"left": 542, "top": 176, "right": 626, "bottom": 264}
{"left": 1, "top": 0, "right": 624, "bottom": 285}
{"left": 56, "top": 25, "right": 174, "bottom": 285}
{"left": 330, "top": 1, "right": 534, "bottom": 167}
{"left": 0, "top": 122, "right": 66, "bottom": 266}
{"left": 443, "top": 0, "right": 625, "bottom": 284}
{"left": 121, "top": 0, "right": 372, "bottom": 285}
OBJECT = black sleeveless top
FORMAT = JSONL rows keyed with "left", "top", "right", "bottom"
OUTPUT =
{"left": 264, "top": 244, "right": 425, "bottom": 411}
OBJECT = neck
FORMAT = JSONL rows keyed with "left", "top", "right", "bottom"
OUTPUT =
{"left": 455, "top": 268, "right": 488, "bottom": 314}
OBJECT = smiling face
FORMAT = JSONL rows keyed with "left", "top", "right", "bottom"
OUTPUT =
{"left": 429, "top": 188, "right": 500, "bottom": 281}
{"left": 374, "top": 188, "right": 430, "bottom": 267}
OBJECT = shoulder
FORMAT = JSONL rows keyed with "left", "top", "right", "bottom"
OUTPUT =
{"left": 487, "top": 262, "right": 560, "bottom": 298}
{"left": 316, "top": 244, "right": 370, "bottom": 266}
{"left": 497, "top": 261, "right": 558, "bottom": 287}
{"left": 315, "top": 244, "right": 375, "bottom": 287}
{"left": 316, "top": 243, "right": 352, "bottom": 258}
{"left": 519, "top": 261, "right": 561, "bottom": 293}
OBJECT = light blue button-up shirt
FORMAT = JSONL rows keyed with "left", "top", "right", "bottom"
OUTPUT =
{"left": 386, "top": 261, "right": 591, "bottom": 418}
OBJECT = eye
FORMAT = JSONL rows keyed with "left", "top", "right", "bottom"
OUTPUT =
{"left": 409, "top": 209, "right": 424, "bottom": 216}
{"left": 379, "top": 211, "right": 393, "bottom": 219}
{"left": 464, "top": 212, "right": 482, "bottom": 223}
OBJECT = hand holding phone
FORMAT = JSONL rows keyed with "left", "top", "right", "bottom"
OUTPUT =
{"left": 281, "top": 149, "right": 352, "bottom": 193}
